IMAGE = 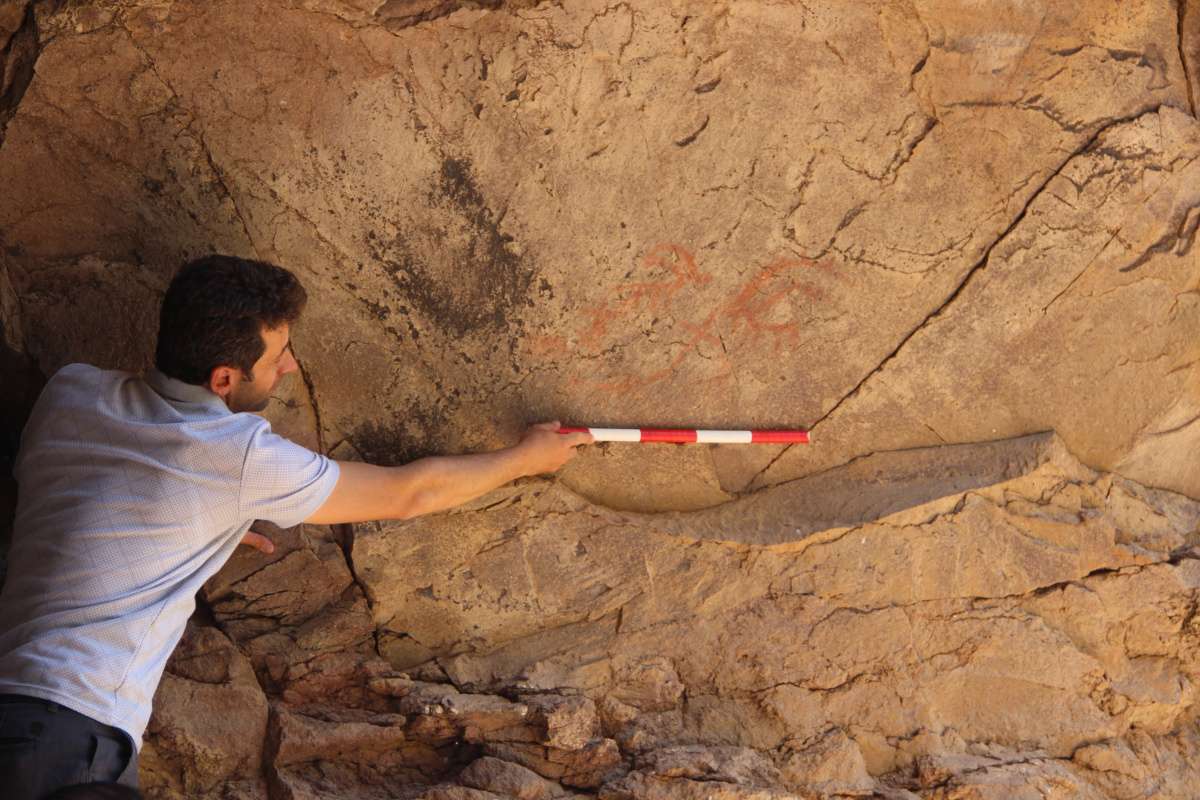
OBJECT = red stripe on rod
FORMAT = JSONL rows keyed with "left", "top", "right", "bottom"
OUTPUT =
{"left": 750, "top": 430, "right": 810, "bottom": 444}
{"left": 640, "top": 428, "right": 699, "bottom": 443}
{"left": 555, "top": 426, "right": 810, "bottom": 444}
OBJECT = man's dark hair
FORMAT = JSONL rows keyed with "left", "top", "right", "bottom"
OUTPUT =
{"left": 44, "top": 783, "right": 143, "bottom": 800}
{"left": 155, "top": 255, "right": 307, "bottom": 385}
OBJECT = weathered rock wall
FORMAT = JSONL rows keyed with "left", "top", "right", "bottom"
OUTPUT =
{"left": 1, "top": 1, "right": 1199, "bottom": 798}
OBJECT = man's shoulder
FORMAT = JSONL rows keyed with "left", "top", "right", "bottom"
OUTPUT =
{"left": 47, "top": 361, "right": 127, "bottom": 386}
{"left": 24, "top": 363, "right": 273, "bottom": 476}
{"left": 39, "top": 362, "right": 123, "bottom": 403}
{"left": 40, "top": 363, "right": 264, "bottom": 438}
{"left": 49, "top": 361, "right": 103, "bottom": 381}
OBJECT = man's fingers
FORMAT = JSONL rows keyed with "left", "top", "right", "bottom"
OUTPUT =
{"left": 532, "top": 420, "right": 561, "bottom": 431}
{"left": 240, "top": 530, "right": 275, "bottom": 554}
{"left": 567, "top": 432, "right": 594, "bottom": 447}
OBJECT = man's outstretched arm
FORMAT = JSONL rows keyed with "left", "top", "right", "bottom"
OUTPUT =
{"left": 303, "top": 421, "right": 593, "bottom": 525}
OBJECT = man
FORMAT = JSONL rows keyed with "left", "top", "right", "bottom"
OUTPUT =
{"left": 0, "top": 255, "right": 593, "bottom": 798}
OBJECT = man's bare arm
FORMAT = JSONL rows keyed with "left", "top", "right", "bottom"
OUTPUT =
{"left": 303, "top": 422, "right": 593, "bottom": 525}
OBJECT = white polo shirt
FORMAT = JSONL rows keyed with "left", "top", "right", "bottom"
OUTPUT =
{"left": 0, "top": 363, "right": 340, "bottom": 746}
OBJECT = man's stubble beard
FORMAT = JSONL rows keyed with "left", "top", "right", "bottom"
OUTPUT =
{"left": 227, "top": 375, "right": 273, "bottom": 413}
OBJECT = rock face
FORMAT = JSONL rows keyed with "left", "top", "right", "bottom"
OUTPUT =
{"left": 1, "top": 1, "right": 1199, "bottom": 798}
{"left": 353, "top": 435, "right": 1200, "bottom": 795}
{"left": 140, "top": 623, "right": 270, "bottom": 799}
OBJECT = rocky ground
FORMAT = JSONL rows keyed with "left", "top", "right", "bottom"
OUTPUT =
{"left": 2, "top": 1, "right": 1199, "bottom": 798}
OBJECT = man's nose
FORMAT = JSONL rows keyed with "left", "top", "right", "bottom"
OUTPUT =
{"left": 281, "top": 350, "right": 299, "bottom": 375}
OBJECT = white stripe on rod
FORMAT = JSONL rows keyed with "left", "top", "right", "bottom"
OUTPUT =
{"left": 587, "top": 428, "right": 643, "bottom": 442}
{"left": 696, "top": 430, "right": 753, "bottom": 444}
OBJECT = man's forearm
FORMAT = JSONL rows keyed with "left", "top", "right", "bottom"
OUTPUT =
{"left": 305, "top": 447, "right": 534, "bottom": 525}
{"left": 400, "top": 447, "right": 532, "bottom": 518}
{"left": 304, "top": 423, "right": 589, "bottom": 525}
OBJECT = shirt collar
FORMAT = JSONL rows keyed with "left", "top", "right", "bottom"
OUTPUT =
{"left": 145, "top": 369, "right": 232, "bottom": 415}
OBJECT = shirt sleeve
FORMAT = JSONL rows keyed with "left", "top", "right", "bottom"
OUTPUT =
{"left": 238, "top": 424, "right": 341, "bottom": 528}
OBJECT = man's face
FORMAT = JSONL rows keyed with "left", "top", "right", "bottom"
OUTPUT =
{"left": 225, "top": 324, "right": 299, "bottom": 413}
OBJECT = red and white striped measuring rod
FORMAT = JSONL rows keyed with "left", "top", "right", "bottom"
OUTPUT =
{"left": 557, "top": 426, "right": 810, "bottom": 444}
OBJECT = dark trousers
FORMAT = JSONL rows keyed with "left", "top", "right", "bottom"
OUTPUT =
{"left": 0, "top": 694, "right": 138, "bottom": 799}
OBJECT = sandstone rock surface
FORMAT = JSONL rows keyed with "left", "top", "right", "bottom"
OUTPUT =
{"left": 1, "top": 1, "right": 1198, "bottom": 798}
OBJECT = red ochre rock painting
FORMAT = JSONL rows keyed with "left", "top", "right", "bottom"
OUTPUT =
{"left": 537, "top": 244, "right": 838, "bottom": 396}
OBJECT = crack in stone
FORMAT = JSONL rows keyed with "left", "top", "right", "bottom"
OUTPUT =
{"left": 290, "top": 349, "right": 326, "bottom": 455}
{"left": 0, "top": 1, "right": 43, "bottom": 152}
{"left": 1179, "top": 0, "right": 1198, "bottom": 118}
{"left": 882, "top": 114, "right": 937, "bottom": 183}
{"left": 286, "top": 0, "right": 508, "bottom": 36}
{"left": 284, "top": 348, "right": 379, "bottom": 622}
{"left": 1119, "top": 199, "right": 1200, "bottom": 273}
{"left": 674, "top": 113, "right": 709, "bottom": 147}
{"left": 117, "top": 21, "right": 261, "bottom": 260}
{"left": 338, "top": 522, "right": 376, "bottom": 621}
{"left": 746, "top": 106, "right": 1170, "bottom": 492}
{"left": 1146, "top": 411, "right": 1200, "bottom": 438}
{"left": 376, "top": 0, "right": 503, "bottom": 34}
{"left": 117, "top": 40, "right": 374, "bottom": 670}
{"left": 193, "top": 127, "right": 261, "bottom": 260}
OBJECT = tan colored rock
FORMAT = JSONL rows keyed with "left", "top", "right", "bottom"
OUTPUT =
{"left": 267, "top": 705, "right": 450, "bottom": 798}
{"left": 262, "top": 364, "right": 323, "bottom": 453}
{"left": 1073, "top": 739, "right": 1145, "bottom": 784}
{"left": 523, "top": 694, "right": 598, "bottom": 751}
{"left": 918, "top": 758, "right": 1108, "bottom": 800}
{"left": 754, "top": 105, "right": 1200, "bottom": 500}
{"left": 202, "top": 522, "right": 383, "bottom": 703}
{"left": 269, "top": 706, "right": 409, "bottom": 767}
{"left": 609, "top": 657, "right": 685, "bottom": 713}
{"left": 459, "top": 756, "right": 568, "bottom": 800}
{"left": 9, "top": 255, "right": 164, "bottom": 376}
{"left": 636, "top": 746, "right": 780, "bottom": 787}
{"left": 206, "top": 532, "right": 353, "bottom": 634}
{"left": 600, "top": 772, "right": 801, "bottom": 800}
{"left": 0, "top": 2, "right": 28, "bottom": 52}
{"left": 1069, "top": 727, "right": 1200, "bottom": 800}
{"left": 0, "top": 0, "right": 35, "bottom": 139}
{"left": 559, "top": 443, "right": 733, "bottom": 513}
{"left": 609, "top": 747, "right": 798, "bottom": 799}
{"left": 139, "top": 624, "right": 269, "bottom": 799}
{"left": 399, "top": 681, "right": 535, "bottom": 744}
{"left": 778, "top": 730, "right": 875, "bottom": 797}
{"left": 418, "top": 787, "right": 508, "bottom": 800}
{"left": 356, "top": 434, "right": 1200, "bottom": 784}
{"left": 4, "top": 0, "right": 1194, "bottom": 507}
{"left": 485, "top": 739, "right": 624, "bottom": 789}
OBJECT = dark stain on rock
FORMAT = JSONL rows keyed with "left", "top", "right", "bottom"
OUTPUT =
{"left": 357, "top": 294, "right": 392, "bottom": 322}
{"left": 368, "top": 156, "right": 535, "bottom": 338}
{"left": 0, "top": 1, "right": 41, "bottom": 147}
{"left": 375, "top": 0, "right": 505, "bottom": 32}
{"left": 350, "top": 406, "right": 448, "bottom": 467}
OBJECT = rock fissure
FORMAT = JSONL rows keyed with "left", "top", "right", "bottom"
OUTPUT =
{"left": 119, "top": 21, "right": 261, "bottom": 261}
{"left": 747, "top": 104, "right": 1171, "bottom": 493}
{"left": 1180, "top": 0, "right": 1198, "bottom": 118}
{"left": 1119, "top": 199, "right": 1200, "bottom": 273}
{"left": 0, "top": 0, "right": 40, "bottom": 151}
{"left": 290, "top": 350, "right": 325, "bottom": 454}
{"left": 193, "top": 127, "right": 261, "bottom": 260}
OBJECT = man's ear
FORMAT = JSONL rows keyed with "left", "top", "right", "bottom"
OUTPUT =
{"left": 207, "top": 366, "right": 239, "bottom": 399}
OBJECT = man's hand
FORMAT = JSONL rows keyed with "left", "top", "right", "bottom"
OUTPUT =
{"left": 239, "top": 526, "right": 275, "bottom": 554}
{"left": 515, "top": 421, "right": 594, "bottom": 475}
